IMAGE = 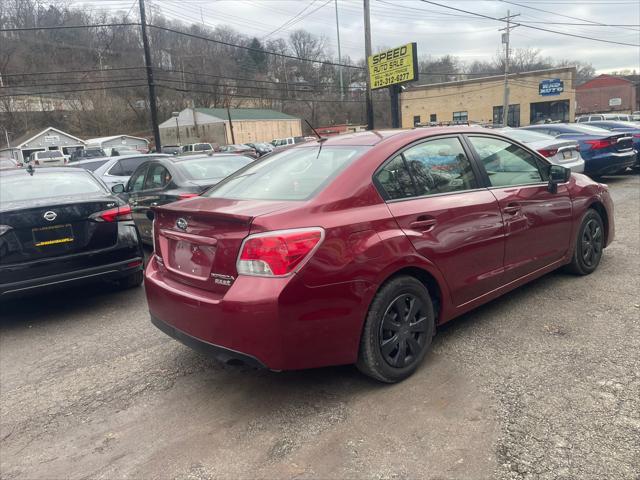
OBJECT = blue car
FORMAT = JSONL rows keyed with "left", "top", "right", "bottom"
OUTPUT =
{"left": 582, "top": 121, "right": 640, "bottom": 169}
{"left": 522, "top": 124, "right": 636, "bottom": 176}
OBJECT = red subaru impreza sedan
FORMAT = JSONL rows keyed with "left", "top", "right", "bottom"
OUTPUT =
{"left": 145, "top": 128, "right": 614, "bottom": 382}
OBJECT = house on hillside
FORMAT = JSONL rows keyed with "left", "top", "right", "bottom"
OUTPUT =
{"left": 576, "top": 74, "right": 639, "bottom": 115}
{"left": 158, "top": 108, "right": 302, "bottom": 146}
{"left": 0, "top": 127, "right": 85, "bottom": 163}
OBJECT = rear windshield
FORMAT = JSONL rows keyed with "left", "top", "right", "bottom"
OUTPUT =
{"left": 568, "top": 125, "right": 612, "bottom": 135}
{"left": 502, "top": 129, "right": 553, "bottom": 143}
{"left": 83, "top": 149, "right": 106, "bottom": 158}
{"left": 205, "top": 145, "right": 367, "bottom": 201}
{"left": 76, "top": 159, "right": 110, "bottom": 171}
{"left": 0, "top": 171, "right": 105, "bottom": 203}
{"left": 176, "top": 156, "right": 253, "bottom": 181}
{"left": 193, "top": 144, "right": 212, "bottom": 151}
{"left": 37, "top": 151, "right": 64, "bottom": 159}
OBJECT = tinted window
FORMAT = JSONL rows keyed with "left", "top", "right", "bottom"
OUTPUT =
{"left": 375, "top": 155, "right": 415, "bottom": 200}
{"left": 402, "top": 138, "right": 478, "bottom": 195}
{"left": 177, "top": 156, "right": 253, "bottom": 181}
{"left": 206, "top": 146, "right": 366, "bottom": 201}
{"left": 128, "top": 167, "right": 147, "bottom": 192}
{"left": 119, "top": 157, "right": 150, "bottom": 176}
{"left": 193, "top": 144, "right": 212, "bottom": 151}
{"left": 76, "top": 159, "right": 110, "bottom": 172}
{"left": 144, "top": 164, "right": 172, "bottom": 189}
{"left": 468, "top": 136, "right": 544, "bottom": 187}
{"left": 0, "top": 171, "right": 105, "bottom": 203}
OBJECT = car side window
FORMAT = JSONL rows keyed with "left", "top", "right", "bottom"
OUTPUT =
{"left": 375, "top": 155, "right": 416, "bottom": 200}
{"left": 119, "top": 157, "right": 147, "bottom": 176}
{"left": 468, "top": 136, "right": 545, "bottom": 188}
{"left": 108, "top": 160, "right": 124, "bottom": 176}
{"left": 401, "top": 137, "right": 478, "bottom": 195}
{"left": 128, "top": 166, "right": 147, "bottom": 192}
{"left": 144, "top": 164, "right": 172, "bottom": 190}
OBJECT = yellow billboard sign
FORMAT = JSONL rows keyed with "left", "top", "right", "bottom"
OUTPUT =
{"left": 368, "top": 42, "right": 418, "bottom": 90}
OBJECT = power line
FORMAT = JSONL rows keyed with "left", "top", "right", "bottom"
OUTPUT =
{"left": 0, "top": 77, "right": 149, "bottom": 90}
{"left": 0, "top": 23, "right": 139, "bottom": 33}
{"left": 0, "top": 84, "right": 148, "bottom": 98}
{"left": 1, "top": 67, "right": 147, "bottom": 78}
{"left": 262, "top": 0, "right": 318, "bottom": 39}
{"left": 417, "top": 0, "right": 640, "bottom": 47}
{"left": 146, "top": 23, "right": 364, "bottom": 69}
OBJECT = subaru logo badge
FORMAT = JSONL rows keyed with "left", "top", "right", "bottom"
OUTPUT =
{"left": 43, "top": 211, "right": 57, "bottom": 222}
{"left": 176, "top": 218, "right": 188, "bottom": 230}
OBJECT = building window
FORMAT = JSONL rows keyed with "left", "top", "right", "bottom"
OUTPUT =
{"left": 430, "top": 113, "right": 437, "bottom": 123}
{"left": 413, "top": 115, "right": 421, "bottom": 126}
{"left": 493, "top": 104, "right": 521, "bottom": 127}
{"left": 452, "top": 111, "right": 468, "bottom": 123}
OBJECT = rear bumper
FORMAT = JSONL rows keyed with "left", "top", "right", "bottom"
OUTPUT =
{"left": 584, "top": 151, "right": 636, "bottom": 175}
{"left": 151, "top": 315, "right": 265, "bottom": 368}
{"left": 0, "top": 257, "right": 143, "bottom": 298}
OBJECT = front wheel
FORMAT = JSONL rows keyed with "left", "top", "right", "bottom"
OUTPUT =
{"left": 357, "top": 276, "right": 435, "bottom": 383}
{"left": 566, "top": 209, "right": 604, "bottom": 275}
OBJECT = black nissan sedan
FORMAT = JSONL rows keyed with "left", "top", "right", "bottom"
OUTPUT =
{"left": 0, "top": 167, "right": 144, "bottom": 299}
{"left": 118, "top": 154, "right": 254, "bottom": 244}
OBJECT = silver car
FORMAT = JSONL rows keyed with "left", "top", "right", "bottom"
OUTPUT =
{"left": 497, "top": 128, "right": 585, "bottom": 173}
{"left": 88, "top": 154, "right": 169, "bottom": 189}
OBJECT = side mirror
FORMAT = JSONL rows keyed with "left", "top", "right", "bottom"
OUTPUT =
{"left": 146, "top": 210, "right": 155, "bottom": 221}
{"left": 111, "top": 183, "right": 125, "bottom": 194}
{"left": 548, "top": 165, "right": 571, "bottom": 193}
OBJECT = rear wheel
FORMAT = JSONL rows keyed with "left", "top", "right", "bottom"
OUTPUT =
{"left": 117, "top": 270, "right": 144, "bottom": 289}
{"left": 566, "top": 209, "right": 604, "bottom": 275}
{"left": 357, "top": 276, "right": 435, "bottom": 383}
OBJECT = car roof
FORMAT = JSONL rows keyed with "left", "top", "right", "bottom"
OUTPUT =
{"left": 173, "top": 154, "right": 251, "bottom": 162}
{"left": 72, "top": 157, "right": 111, "bottom": 165}
{"left": 0, "top": 166, "right": 88, "bottom": 176}
{"left": 297, "top": 127, "right": 487, "bottom": 147}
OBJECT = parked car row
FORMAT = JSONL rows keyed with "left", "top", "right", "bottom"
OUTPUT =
{"left": 0, "top": 126, "right": 622, "bottom": 384}
{"left": 161, "top": 142, "right": 273, "bottom": 158}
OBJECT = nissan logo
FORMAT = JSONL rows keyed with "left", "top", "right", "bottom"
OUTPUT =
{"left": 176, "top": 218, "right": 188, "bottom": 230}
{"left": 43, "top": 211, "right": 57, "bottom": 222}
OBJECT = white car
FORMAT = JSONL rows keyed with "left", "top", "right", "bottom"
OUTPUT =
{"left": 28, "top": 150, "right": 67, "bottom": 166}
{"left": 90, "top": 154, "right": 169, "bottom": 189}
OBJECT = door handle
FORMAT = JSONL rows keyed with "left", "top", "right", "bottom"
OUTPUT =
{"left": 503, "top": 203, "right": 521, "bottom": 215}
{"left": 410, "top": 218, "right": 437, "bottom": 232}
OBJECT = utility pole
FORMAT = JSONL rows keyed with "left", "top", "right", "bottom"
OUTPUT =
{"left": 226, "top": 105, "right": 236, "bottom": 144}
{"left": 499, "top": 10, "right": 519, "bottom": 127}
{"left": 139, "top": 0, "right": 162, "bottom": 151}
{"left": 363, "top": 0, "right": 374, "bottom": 130}
{"left": 334, "top": 0, "right": 344, "bottom": 101}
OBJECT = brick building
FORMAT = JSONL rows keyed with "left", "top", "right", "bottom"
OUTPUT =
{"left": 576, "top": 74, "right": 639, "bottom": 115}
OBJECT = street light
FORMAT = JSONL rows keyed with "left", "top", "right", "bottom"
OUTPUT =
{"left": 172, "top": 111, "right": 181, "bottom": 145}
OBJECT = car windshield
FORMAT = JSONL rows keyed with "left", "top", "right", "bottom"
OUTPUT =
{"left": 205, "top": 146, "right": 367, "bottom": 201}
{"left": 176, "top": 156, "right": 253, "bottom": 181}
{"left": 193, "top": 144, "right": 211, "bottom": 151}
{"left": 38, "top": 151, "right": 63, "bottom": 159}
{"left": 76, "top": 159, "right": 110, "bottom": 171}
{"left": 501, "top": 129, "right": 553, "bottom": 143}
{"left": 83, "top": 149, "right": 105, "bottom": 158}
{"left": 0, "top": 171, "right": 105, "bottom": 203}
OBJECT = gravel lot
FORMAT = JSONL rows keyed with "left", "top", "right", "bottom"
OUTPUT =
{"left": 1, "top": 175, "right": 638, "bottom": 480}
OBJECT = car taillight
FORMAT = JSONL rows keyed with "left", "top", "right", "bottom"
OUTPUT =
{"left": 95, "top": 205, "right": 133, "bottom": 222}
{"left": 538, "top": 148, "right": 558, "bottom": 157}
{"left": 237, "top": 228, "right": 324, "bottom": 276}
{"left": 178, "top": 193, "right": 199, "bottom": 200}
{"left": 584, "top": 138, "right": 615, "bottom": 150}
{"left": 633, "top": 134, "right": 640, "bottom": 138}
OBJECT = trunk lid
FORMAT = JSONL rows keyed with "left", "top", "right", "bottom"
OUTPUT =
{"left": 610, "top": 133, "right": 634, "bottom": 152}
{"left": 546, "top": 140, "right": 581, "bottom": 165}
{"left": 0, "top": 196, "right": 120, "bottom": 265}
{"left": 154, "top": 197, "right": 291, "bottom": 292}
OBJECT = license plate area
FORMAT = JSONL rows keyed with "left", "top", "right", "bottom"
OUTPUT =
{"left": 165, "top": 239, "right": 215, "bottom": 281}
{"left": 32, "top": 224, "right": 74, "bottom": 247}
{"left": 562, "top": 150, "right": 574, "bottom": 160}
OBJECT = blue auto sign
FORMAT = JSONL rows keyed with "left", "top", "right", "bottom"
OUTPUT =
{"left": 539, "top": 79, "right": 564, "bottom": 96}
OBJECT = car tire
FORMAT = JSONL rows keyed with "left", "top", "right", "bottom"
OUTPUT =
{"left": 566, "top": 209, "right": 605, "bottom": 275}
{"left": 117, "top": 270, "right": 144, "bottom": 289}
{"left": 356, "top": 276, "right": 435, "bottom": 383}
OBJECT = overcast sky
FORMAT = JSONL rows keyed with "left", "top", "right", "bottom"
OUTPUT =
{"left": 79, "top": 0, "right": 640, "bottom": 73}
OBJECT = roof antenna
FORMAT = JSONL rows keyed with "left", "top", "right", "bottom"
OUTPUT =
{"left": 304, "top": 119, "right": 326, "bottom": 142}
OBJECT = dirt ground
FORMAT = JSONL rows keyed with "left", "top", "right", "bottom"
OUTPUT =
{"left": 1, "top": 175, "right": 638, "bottom": 480}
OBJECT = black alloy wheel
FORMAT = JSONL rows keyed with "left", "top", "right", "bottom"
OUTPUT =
{"left": 581, "top": 218, "right": 603, "bottom": 269}
{"left": 379, "top": 294, "right": 429, "bottom": 368}
{"left": 357, "top": 276, "right": 435, "bottom": 383}
{"left": 566, "top": 209, "right": 605, "bottom": 275}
